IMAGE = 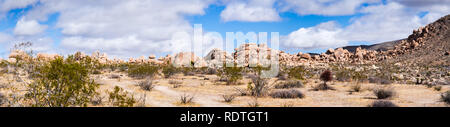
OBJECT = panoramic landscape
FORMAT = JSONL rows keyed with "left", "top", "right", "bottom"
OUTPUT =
{"left": 0, "top": 0, "right": 449, "bottom": 107}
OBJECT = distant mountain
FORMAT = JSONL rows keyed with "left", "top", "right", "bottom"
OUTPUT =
{"left": 340, "top": 39, "right": 405, "bottom": 53}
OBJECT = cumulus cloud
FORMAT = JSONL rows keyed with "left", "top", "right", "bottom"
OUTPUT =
{"left": 20, "top": 0, "right": 213, "bottom": 58}
{"left": 220, "top": 0, "right": 281, "bottom": 22}
{"left": 0, "top": 0, "right": 37, "bottom": 18}
{"left": 282, "top": 21, "right": 347, "bottom": 50}
{"left": 13, "top": 17, "right": 47, "bottom": 36}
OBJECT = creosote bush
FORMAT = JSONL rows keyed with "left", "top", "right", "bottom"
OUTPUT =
{"left": 441, "top": 90, "right": 450, "bottom": 105}
{"left": 274, "top": 80, "right": 303, "bottom": 89}
{"left": 368, "top": 100, "right": 398, "bottom": 107}
{"left": 269, "top": 89, "right": 304, "bottom": 99}
{"left": 222, "top": 94, "right": 236, "bottom": 103}
{"left": 217, "top": 65, "right": 243, "bottom": 85}
{"left": 162, "top": 65, "right": 178, "bottom": 78}
{"left": 373, "top": 88, "right": 395, "bottom": 99}
{"left": 25, "top": 56, "right": 99, "bottom": 107}
{"left": 138, "top": 80, "right": 154, "bottom": 91}
{"left": 108, "top": 86, "right": 136, "bottom": 107}
{"left": 288, "top": 66, "right": 309, "bottom": 80}
{"left": 128, "top": 64, "right": 158, "bottom": 79}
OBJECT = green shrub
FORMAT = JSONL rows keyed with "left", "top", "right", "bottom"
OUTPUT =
{"left": 108, "top": 86, "right": 136, "bottom": 107}
{"left": 128, "top": 64, "right": 159, "bottom": 79}
{"left": 287, "top": 66, "right": 309, "bottom": 80}
{"left": 24, "top": 57, "right": 99, "bottom": 107}
{"left": 162, "top": 65, "right": 178, "bottom": 78}
{"left": 270, "top": 89, "right": 304, "bottom": 99}
{"left": 217, "top": 65, "right": 243, "bottom": 85}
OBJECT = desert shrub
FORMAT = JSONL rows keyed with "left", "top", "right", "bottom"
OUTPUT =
{"left": 274, "top": 80, "right": 303, "bottom": 89}
{"left": 180, "top": 93, "right": 194, "bottom": 104}
{"left": 248, "top": 76, "right": 269, "bottom": 97}
{"left": 281, "top": 102, "right": 294, "bottom": 107}
{"left": 312, "top": 83, "right": 335, "bottom": 91}
{"left": 90, "top": 95, "right": 104, "bottom": 106}
{"left": 248, "top": 97, "right": 260, "bottom": 107}
{"left": 373, "top": 88, "right": 395, "bottom": 99}
{"left": 110, "top": 74, "right": 120, "bottom": 79}
{"left": 0, "top": 93, "right": 5, "bottom": 106}
{"left": 277, "top": 72, "right": 289, "bottom": 80}
{"left": 128, "top": 64, "right": 159, "bottom": 79}
{"left": 270, "top": 89, "right": 304, "bottom": 99}
{"left": 350, "top": 84, "right": 362, "bottom": 92}
{"left": 222, "top": 94, "right": 236, "bottom": 103}
{"left": 288, "top": 66, "right": 309, "bottom": 80}
{"left": 162, "top": 65, "right": 178, "bottom": 78}
{"left": 335, "top": 69, "right": 352, "bottom": 82}
{"left": 368, "top": 100, "right": 398, "bottom": 107}
{"left": 320, "top": 70, "right": 333, "bottom": 84}
{"left": 24, "top": 57, "right": 99, "bottom": 107}
{"left": 92, "top": 70, "right": 102, "bottom": 74}
{"left": 217, "top": 65, "right": 243, "bottom": 85}
{"left": 441, "top": 91, "right": 450, "bottom": 105}
{"left": 138, "top": 80, "right": 154, "bottom": 91}
{"left": 434, "top": 86, "right": 442, "bottom": 91}
{"left": 118, "top": 64, "right": 128, "bottom": 72}
{"left": 369, "top": 77, "right": 392, "bottom": 85}
{"left": 181, "top": 67, "right": 195, "bottom": 76}
{"left": 108, "top": 86, "right": 136, "bottom": 107}
{"left": 252, "top": 65, "right": 270, "bottom": 75}
{"left": 234, "top": 88, "right": 249, "bottom": 96}
{"left": 206, "top": 68, "right": 217, "bottom": 75}
{"left": 169, "top": 80, "right": 182, "bottom": 85}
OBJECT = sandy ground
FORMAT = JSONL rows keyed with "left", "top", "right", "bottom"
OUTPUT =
{"left": 1, "top": 71, "right": 448, "bottom": 107}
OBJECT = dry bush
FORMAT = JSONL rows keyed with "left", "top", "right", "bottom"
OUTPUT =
{"left": 274, "top": 80, "right": 303, "bottom": 89}
{"left": 269, "top": 89, "right": 304, "bottom": 99}
{"left": 248, "top": 97, "right": 260, "bottom": 107}
{"left": 320, "top": 70, "right": 333, "bottom": 84}
{"left": 434, "top": 86, "right": 442, "bottom": 91}
{"left": 249, "top": 76, "right": 269, "bottom": 97}
{"left": 350, "top": 84, "right": 362, "bottom": 92}
{"left": 138, "top": 80, "right": 154, "bottom": 91}
{"left": 368, "top": 100, "right": 398, "bottom": 107}
{"left": 312, "top": 83, "right": 335, "bottom": 91}
{"left": 108, "top": 86, "right": 136, "bottom": 107}
{"left": 90, "top": 95, "right": 104, "bottom": 106}
{"left": 369, "top": 77, "right": 392, "bottom": 85}
{"left": 0, "top": 92, "right": 5, "bottom": 106}
{"left": 222, "top": 94, "right": 236, "bottom": 103}
{"left": 110, "top": 74, "right": 120, "bottom": 79}
{"left": 234, "top": 87, "right": 249, "bottom": 96}
{"left": 169, "top": 80, "right": 182, "bottom": 85}
{"left": 373, "top": 88, "right": 395, "bottom": 99}
{"left": 217, "top": 65, "right": 243, "bottom": 85}
{"left": 441, "top": 91, "right": 450, "bottom": 105}
{"left": 180, "top": 93, "right": 194, "bottom": 104}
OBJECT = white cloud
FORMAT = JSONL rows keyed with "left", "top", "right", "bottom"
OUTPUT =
{"left": 220, "top": 0, "right": 281, "bottom": 22}
{"left": 282, "top": 21, "right": 347, "bottom": 50}
{"left": 13, "top": 17, "right": 48, "bottom": 36}
{"left": 281, "top": 0, "right": 380, "bottom": 16}
{"left": 0, "top": 0, "right": 37, "bottom": 18}
{"left": 21, "top": 0, "right": 213, "bottom": 58}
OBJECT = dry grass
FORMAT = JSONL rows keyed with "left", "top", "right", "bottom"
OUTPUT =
{"left": 269, "top": 89, "right": 304, "bottom": 99}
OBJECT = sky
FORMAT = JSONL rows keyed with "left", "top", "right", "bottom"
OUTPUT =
{"left": 0, "top": 0, "right": 449, "bottom": 59}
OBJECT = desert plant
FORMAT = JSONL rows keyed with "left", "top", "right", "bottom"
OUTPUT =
{"left": 281, "top": 102, "right": 294, "bottom": 107}
{"left": 274, "top": 80, "right": 304, "bottom": 89}
{"left": 180, "top": 93, "right": 194, "bottom": 104}
{"left": 287, "top": 66, "right": 309, "bottom": 80}
{"left": 138, "top": 80, "right": 154, "bottom": 91}
{"left": 269, "top": 89, "right": 304, "bottom": 99}
{"left": 0, "top": 92, "right": 5, "bottom": 106}
{"left": 350, "top": 84, "right": 362, "bottom": 92}
{"left": 162, "top": 65, "right": 178, "bottom": 78}
{"left": 440, "top": 91, "right": 450, "bottom": 105}
{"left": 128, "top": 64, "right": 158, "bottom": 79}
{"left": 434, "top": 86, "right": 442, "bottom": 91}
{"left": 312, "top": 83, "right": 335, "bottom": 91}
{"left": 234, "top": 87, "right": 249, "bottom": 96}
{"left": 110, "top": 74, "right": 120, "bottom": 79}
{"left": 373, "top": 88, "right": 395, "bottom": 99}
{"left": 320, "top": 70, "right": 333, "bottom": 85}
{"left": 248, "top": 76, "right": 269, "bottom": 97}
{"left": 217, "top": 65, "right": 243, "bottom": 85}
{"left": 24, "top": 57, "right": 99, "bottom": 107}
{"left": 368, "top": 100, "right": 398, "bottom": 107}
{"left": 90, "top": 95, "right": 104, "bottom": 106}
{"left": 369, "top": 77, "right": 392, "bottom": 85}
{"left": 108, "top": 86, "right": 136, "bottom": 107}
{"left": 248, "top": 97, "right": 260, "bottom": 107}
{"left": 222, "top": 94, "right": 236, "bottom": 103}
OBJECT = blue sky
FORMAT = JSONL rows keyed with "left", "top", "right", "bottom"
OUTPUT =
{"left": 0, "top": 0, "right": 448, "bottom": 59}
